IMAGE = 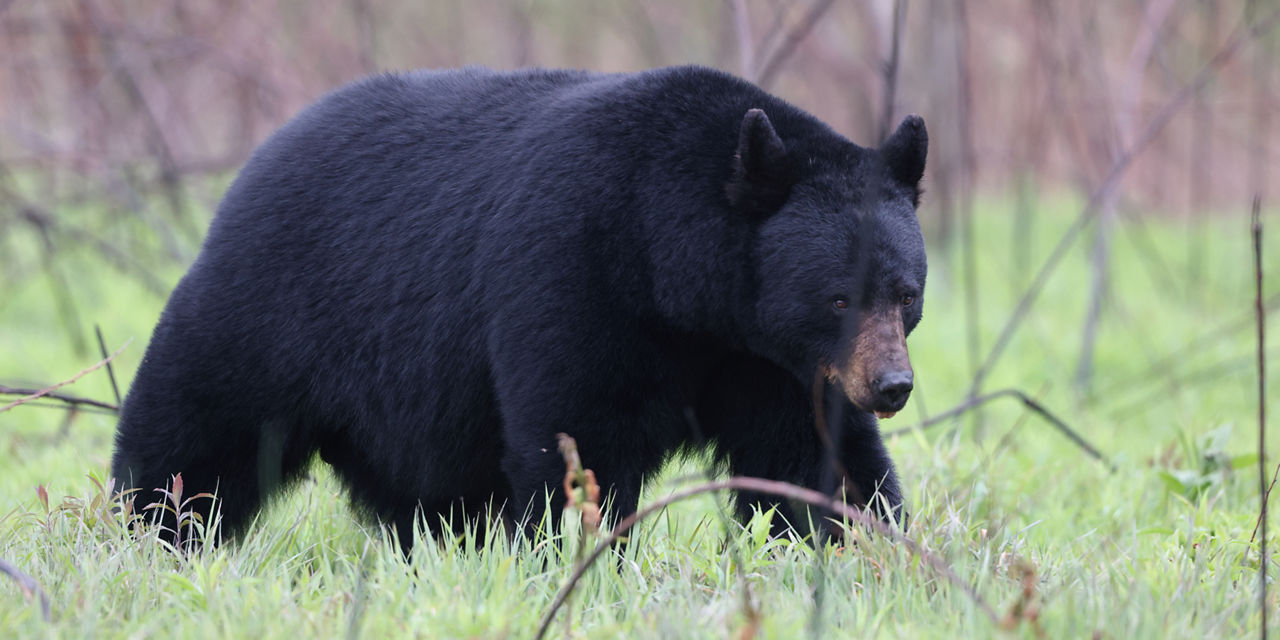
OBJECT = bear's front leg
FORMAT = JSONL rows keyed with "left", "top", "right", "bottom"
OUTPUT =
{"left": 488, "top": 322, "right": 678, "bottom": 541}
{"left": 732, "top": 400, "right": 906, "bottom": 538}
{"left": 494, "top": 419, "right": 645, "bottom": 540}
{"left": 697, "top": 357, "right": 907, "bottom": 537}
{"left": 831, "top": 405, "right": 906, "bottom": 528}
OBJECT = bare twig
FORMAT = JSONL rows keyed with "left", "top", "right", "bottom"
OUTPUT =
{"left": 1107, "top": 292, "right": 1280, "bottom": 398}
{"left": 1107, "top": 348, "right": 1280, "bottom": 421}
{"left": 954, "top": 383, "right": 1052, "bottom": 491}
{"left": 807, "top": 369, "right": 844, "bottom": 639}
{"left": 0, "top": 558, "right": 51, "bottom": 621}
{"left": 1250, "top": 196, "right": 1267, "bottom": 639}
{"left": 60, "top": 225, "right": 170, "bottom": 296}
{"left": 954, "top": 0, "right": 981, "bottom": 435}
{"left": 1117, "top": 205, "right": 1190, "bottom": 302}
{"left": 1187, "top": 0, "right": 1220, "bottom": 289}
{"left": 0, "top": 187, "right": 169, "bottom": 296}
{"left": 755, "top": 0, "right": 836, "bottom": 89}
{"left": 622, "top": 3, "right": 664, "bottom": 68}
{"left": 811, "top": 368, "right": 853, "bottom": 499}
{"left": 348, "top": 0, "right": 377, "bottom": 74}
{"left": 875, "top": 0, "right": 907, "bottom": 143}
{"left": 345, "top": 540, "right": 372, "bottom": 640}
{"left": 676, "top": 411, "right": 763, "bottom": 640}
{"left": 95, "top": 325, "right": 122, "bottom": 407}
{"left": 1075, "top": 0, "right": 1177, "bottom": 393}
{"left": 968, "top": 5, "right": 1280, "bottom": 397}
{"left": 0, "top": 340, "right": 130, "bottom": 414}
{"left": 80, "top": 0, "right": 194, "bottom": 240}
{"left": 0, "top": 400, "right": 116, "bottom": 417}
{"left": 729, "top": 0, "right": 755, "bottom": 81}
{"left": 884, "top": 389, "right": 1114, "bottom": 470}
{"left": 534, "top": 476, "right": 999, "bottom": 639}
{"left": 23, "top": 207, "right": 87, "bottom": 356}
{"left": 554, "top": 433, "right": 603, "bottom": 636}
{"left": 0, "top": 386, "right": 118, "bottom": 412}
{"left": 1255, "top": 467, "right": 1280, "bottom": 545}
{"left": 750, "top": 0, "right": 790, "bottom": 76}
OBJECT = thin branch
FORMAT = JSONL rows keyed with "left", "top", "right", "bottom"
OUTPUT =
{"left": 1107, "top": 292, "right": 1280, "bottom": 397}
{"left": 1251, "top": 196, "right": 1267, "bottom": 638}
{"left": 20, "top": 403, "right": 116, "bottom": 418}
{"left": 80, "top": 0, "right": 194, "bottom": 238}
{"left": 94, "top": 325, "right": 122, "bottom": 407}
{"left": 1106, "top": 347, "right": 1280, "bottom": 421}
{"left": 0, "top": 558, "right": 51, "bottom": 622}
{"left": 23, "top": 207, "right": 87, "bottom": 356}
{"left": 348, "top": 0, "right": 377, "bottom": 74}
{"left": 755, "top": 0, "right": 837, "bottom": 89}
{"left": 0, "top": 184, "right": 169, "bottom": 296}
{"left": 967, "top": 5, "right": 1280, "bottom": 397}
{"left": 672, "top": 413, "right": 763, "bottom": 639}
{"left": 534, "top": 476, "right": 999, "bottom": 640}
{"left": 729, "top": 0, "right": 755, "bottom": 81}
{"left": 0, "top": 340, "right": 130, "bottom": 414}
{"left": 60, "top": 225, "right": 170, "bottom": 296}
{"left": 1075, "top": 0, "right": 1177, "bottom": 392}
{"left": 884, "top": 389, "right": 1114, "bottom": 470}
{"left": 1117, "top": 204, "right": 1190, "bottom": 302}
{"left": 876, "top": 0, "right": 908, "bottom": 144}
{"left": 622, "top": 3, "right": 665, "bottom": 68}
{"left": 750, "top": 0, "right": 791, "bottom": 76}
{"left": 954, "top": 0, "right": 981, "bottom": 435}
{"left": 0, "top": 386, "right": 118, "bottom": 412}
{"left": 1255, "top": 461, "right": 1280, "bottom": 546}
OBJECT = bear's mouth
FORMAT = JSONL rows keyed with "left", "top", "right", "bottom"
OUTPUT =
{"left": 821, "top": 363, "right": 889, "bottom": 418}
{"left": 820, "top": 360, "right": 910, "bottom": 421}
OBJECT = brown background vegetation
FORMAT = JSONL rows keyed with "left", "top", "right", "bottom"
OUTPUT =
{"left": 0, "top": 0, "right": 1276, "bottom": 390}
{"left": 2, "top": 1, "right": 1274, "bottom": 218}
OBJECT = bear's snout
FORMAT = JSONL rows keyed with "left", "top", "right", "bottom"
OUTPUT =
{"left": 826, "top": 307, "right": 914, "bottom": 419}
{"left": 871, "top": 369, "right": 913, "bottom": 417}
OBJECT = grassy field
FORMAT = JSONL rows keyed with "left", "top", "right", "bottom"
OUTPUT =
{"left": 1, "top": 192, "right": 1276, "bottom": 638}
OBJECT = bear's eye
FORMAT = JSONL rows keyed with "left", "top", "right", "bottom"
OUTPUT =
{"left": 901, "top": 295, "right": 915, "bottom": 307}
{"left": 832, "top": 298, "right": 849, "bottom": 312}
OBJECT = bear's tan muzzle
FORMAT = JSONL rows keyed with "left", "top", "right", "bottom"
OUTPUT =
{"left": 822, "top": 307, "right": 913, "bottom": 419}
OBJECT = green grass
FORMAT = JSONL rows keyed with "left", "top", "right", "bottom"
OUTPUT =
{"left": 1, "top": 192, "right": 1277, "bottom": 638}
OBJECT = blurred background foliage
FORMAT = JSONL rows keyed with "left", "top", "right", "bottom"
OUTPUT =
{"left": 0, "top": 5, "right": 1277, "bottom": 634}
{"left": 0, "top": 0, "right": 1276, "bottom": 393}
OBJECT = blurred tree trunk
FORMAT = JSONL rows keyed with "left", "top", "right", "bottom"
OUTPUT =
{"left": 1076, "top": 0, "right": 1177, "bottom": 395}
{"left": 1187, "top": 0, "right": 1218, "bottom": 292}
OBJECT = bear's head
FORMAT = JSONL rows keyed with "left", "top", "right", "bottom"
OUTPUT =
{"left": 729, "top": 110, "right": 927, "bottom": 419}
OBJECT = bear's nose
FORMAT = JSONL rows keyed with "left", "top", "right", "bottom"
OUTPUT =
{"left": 873, "top": 370, "right": 914, "bottom": 410}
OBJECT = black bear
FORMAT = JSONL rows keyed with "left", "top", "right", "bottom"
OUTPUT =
{"left": 111, "top": 65, "right": 927, "bottom": 548}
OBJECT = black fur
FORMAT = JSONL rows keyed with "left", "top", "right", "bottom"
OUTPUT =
{"left": 111, "top": 65, "right": 928, "bottom": 547}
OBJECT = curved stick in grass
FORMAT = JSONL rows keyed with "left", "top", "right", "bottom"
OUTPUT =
{"left": 534, "top": 476, "right": 999, "bottom": 640}
{"left": 0, "top": 558, "right": 51, "bottom": 622}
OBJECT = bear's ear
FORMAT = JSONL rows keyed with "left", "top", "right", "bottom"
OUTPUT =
{"left": 879, "top": 115, "right": 927, "bottom": 198}
{"left": 726, "top": 108, "right": 792, "bottom": 217}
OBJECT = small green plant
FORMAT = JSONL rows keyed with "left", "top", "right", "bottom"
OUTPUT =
{"left": 1156, "top": 424, "right": 1258, "bottom": 502}
{"left": 141, "top": 473, "right": 219, "bottom": 553}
